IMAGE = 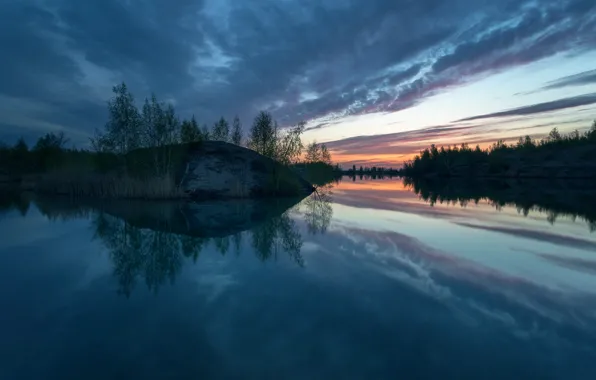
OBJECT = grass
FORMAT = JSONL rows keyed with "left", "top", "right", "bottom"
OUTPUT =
{"left": 35, "top": 170, "right": 187, "bottom": 199}
{"left": 1, "top": 139, "right": 319, "bottom": 200}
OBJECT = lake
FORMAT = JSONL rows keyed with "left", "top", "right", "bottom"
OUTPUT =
{"left": 1, "top": 177, "right": 596, "bottom": 379}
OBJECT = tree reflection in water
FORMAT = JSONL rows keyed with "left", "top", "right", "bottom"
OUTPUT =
{"left": 302, "top": 184, "right": 333, "bottom": 235}
{"left": 10, "top": 190, "right": 333, "bottom": 297}
{"left": 404, "top": 177, "right": 596, "bottom": 231}
{"left": 0, "top": 189, "right": 31, "bottom": 218}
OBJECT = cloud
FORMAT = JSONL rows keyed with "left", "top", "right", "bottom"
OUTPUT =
{"left": 306, "top": 223, "right": 596, "bottom": 335}
{"left": 540, "top": 69, "right": 596, "bottom": 91}
{"left": 324, "top": 124, "right": 487, "bottom": 166}
{"left": 455, "top": 222, "right": 596, "bottom": 251}
{"left": 537, "top": 253, "right": 596, "bottom": 275}
{"left": 456, "top": 93, "right": 596, "bottom": 122}
{"left": 1, "top": 0, "right": 595, "bottom": 145}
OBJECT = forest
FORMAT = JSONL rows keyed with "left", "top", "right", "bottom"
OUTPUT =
{"left": 402, "top": 121, "right": 596, "bottom": 178}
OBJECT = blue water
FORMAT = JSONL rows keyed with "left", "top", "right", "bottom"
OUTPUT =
{"left": 1, "top": 179, "right": 596, "bottom": 379}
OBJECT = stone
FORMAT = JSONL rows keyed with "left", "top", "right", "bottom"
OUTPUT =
{"left": 175, "top": 141, "right": 314, "bottom": 199}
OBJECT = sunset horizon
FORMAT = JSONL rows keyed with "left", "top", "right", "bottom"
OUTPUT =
{"left": 1, "top": 0, "right": 595, "bottom": 167}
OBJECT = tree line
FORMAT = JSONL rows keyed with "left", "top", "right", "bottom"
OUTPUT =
{"left": 0, "top": 82, "right": 335, "bottom": 181}
{"left": 402, "top": 122, "right": 596, "bottom": 178}
{"left": 344, "top": 165, "right": 401, "bottom": 178}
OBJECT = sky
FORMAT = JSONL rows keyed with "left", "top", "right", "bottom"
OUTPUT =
{"left": 1, "top": 0, "right": 595, "bottom": 167}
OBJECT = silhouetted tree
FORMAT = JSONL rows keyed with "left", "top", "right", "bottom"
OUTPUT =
{"left": 275, "top": 121, "right": 305, "bottom": 165}
{"left": 248, "top": 111, "right": 277, "bottom": 157}
{"left": 402, "top": 122, "right": 596, "bottom": 179}
{"left": 211, "top": 117, "right": 230, "bottom": 142}
{"left": 91, "top": 82, "right": 141, "bottom": 154}
{"left": 201, "top": 123, "right": 211, "bottom": 140}
{"left": 180, "top": 115, "right": 202, "bottom": 143}
{"left": 231, "top": 116, "right": 243, "bottom": 146}
{"left": 548, "top": 127, "right": 562, "bottom": 142}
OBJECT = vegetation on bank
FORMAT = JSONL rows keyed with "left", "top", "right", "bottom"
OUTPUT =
{"left": 0, "top": 82, "right": 338, "bottom": 198}
{"left": 402, "top": 121, "right": 596, "bottom": 178}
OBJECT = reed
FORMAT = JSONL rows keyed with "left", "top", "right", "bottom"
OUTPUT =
{"left": 35, "top": 170, "right": 187, "bottom": 200}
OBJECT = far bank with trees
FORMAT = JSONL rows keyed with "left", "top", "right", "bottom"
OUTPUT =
{"left": 402, "top": 121, "right": 596, "bottom": 179}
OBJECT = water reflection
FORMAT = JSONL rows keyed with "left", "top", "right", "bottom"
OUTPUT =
{"left": 404, "top": 177, "right": 596, "bottom": 231}
{"left": 0, "top": 188, "right": 30, "bottom": 217}
{"left": 1, "top": 191, "right": 333, "bottom": 296}
{"left": 3, "top": 181, "right": 596, "bottom": 378}
{"left": 303, "top": 184, "right": 333, "bottom": 234}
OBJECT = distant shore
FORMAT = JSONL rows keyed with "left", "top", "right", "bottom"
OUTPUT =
{"left": 401, "top": 123, "right": 596, "bottom": 180}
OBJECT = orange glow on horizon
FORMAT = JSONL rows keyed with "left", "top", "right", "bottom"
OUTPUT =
{"left": 335, "top": 179, "right": 411, "bottom": 192}
{"left": 331, "top": 140, "right": 509, "bottom": 167}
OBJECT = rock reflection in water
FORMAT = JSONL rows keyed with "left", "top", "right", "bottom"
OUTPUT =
{"left": 3, "top": 191, "right": 333, "bottom": 296}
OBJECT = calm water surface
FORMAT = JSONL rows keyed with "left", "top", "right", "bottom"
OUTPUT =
{"left": 1, "top": 178, "right": 596, "bottom": 379}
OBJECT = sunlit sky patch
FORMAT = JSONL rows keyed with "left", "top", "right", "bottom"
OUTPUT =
{"left": 1, "top": 0, "right": 594, "bottom": 165}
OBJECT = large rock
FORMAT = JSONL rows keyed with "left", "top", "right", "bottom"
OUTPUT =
{"left": 175, "top": 141, "right": 314, "bottom": 199}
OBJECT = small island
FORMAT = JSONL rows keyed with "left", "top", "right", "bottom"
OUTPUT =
{"left": 0, "top": 83, "right": 340, "bottom": 199}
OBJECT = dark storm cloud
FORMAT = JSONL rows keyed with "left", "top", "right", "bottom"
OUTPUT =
{"left": 432, "top": 0, "right": 596, "bottom": 75}
{"left": 0, "top": 0, "right": 207, "bottom": 144}
{"left": 456, "top": 93, "right": 596, "bottom": 122}
{"left": 1, "top": 0, "right": 595, "bottom": 145}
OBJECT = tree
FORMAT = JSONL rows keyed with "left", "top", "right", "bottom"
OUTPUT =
{"left": 162, "top": 103, "right": 180, "bottom": 145}
{"left": 320, "top": 143, "right": 332, "bottom": 165}
{"left": 33, "top": 131, "right": 68, "bottom": 151}
{"left": 231, "top": 116, "right": 243, "bottom": 146}
{"left": 141, "top": 96, "right": 179, "bottom": 148}
{"left": 248, "top": 111, "right": 277, "bottom": 157}
{"left": 8, "top": 137, "right": 30, "bottom": 173}
{"left": 548, "top": 127, "right": 562, "bottom": 142}
{"left": 304, "top": 141, "right": 332, "bottom": 164}
{"left": 180, "top": 118, "right": 201, "bottom": 143}
{"left": 589, "top": 120, "right": 596, "bottom": 140}
{"left": 275, "top": 121, "right": 305, "bottom": 165}
{"left": 305, "top": 141, "right": 321, "bottom": 163}
{"left": 136, "top": 94, "right": 181, "bottom": 175}
{"left": 14, "top": 137, "right": 29, "bottom": 155}
{"left": 201, "top": 124, "right": 210, "bottom": 140}
{"left": 32, "top": 132, "right": 69, "bottom": 171}
{"left": 211, "top": 117, "right": 230, "bottom": 142}
{"left": 92, "top": 82, "right": 141, "bottom": 154}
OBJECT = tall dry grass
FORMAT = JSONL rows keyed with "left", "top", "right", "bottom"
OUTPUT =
{"left": 36, "top": 170, "right": 187, "bottom": 199}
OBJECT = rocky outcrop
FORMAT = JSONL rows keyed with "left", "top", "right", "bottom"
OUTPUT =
{"left": 25, "top": 141, "right": 314, "bottom": 200}
{"left": 175, "top": 141, "right": 314, "bottom": 199}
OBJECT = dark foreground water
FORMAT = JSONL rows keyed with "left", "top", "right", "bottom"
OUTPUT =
{"left": 1, "top": 178, "right": 596, "bottom": 379}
